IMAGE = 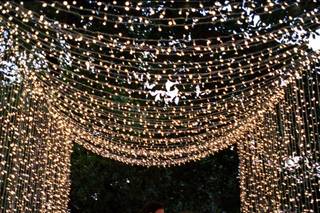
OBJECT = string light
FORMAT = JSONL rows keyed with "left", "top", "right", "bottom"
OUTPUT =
{"left": 0, "top": 0, "right": 319, "bottom": 212}
{"left": 0, "top": 73, "right": 72, "bottom": 212}
{"left": 238, "top": 69, "right": 320, "bottom": 212}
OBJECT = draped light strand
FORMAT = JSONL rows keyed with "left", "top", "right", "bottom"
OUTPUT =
{"left": 0, "top": 74, "right": 73, "bottom": 212}
{"left": 0, "top": 1, "right": 319, "bottom": 212}
{"left": 238, "top": 68, "right": 320, "bottom": 212}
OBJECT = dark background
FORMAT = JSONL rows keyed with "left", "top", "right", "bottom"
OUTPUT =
{"left": 69, "top": 144, "right": 240, "bottom": 213}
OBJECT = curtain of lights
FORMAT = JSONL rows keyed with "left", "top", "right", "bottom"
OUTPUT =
{"left": 239, "top": 69, "right": 320, "bottom": 212}
{"left": 0, "top": 0, "right": 319, "bottom": 212}
{"left": 0, "top": 79, "right": 72, "bottom": 212}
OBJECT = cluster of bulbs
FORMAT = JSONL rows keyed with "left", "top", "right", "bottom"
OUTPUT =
{"left": 239, "top": 69, "right": 320, "bottom": 212}
{"left": 0, "top": 75, "right": 72, "bottom": 212}
{"left": 0, "top": 0, "right": 318, "bottom": 165}
{"left": 0, "top": 0, "right": 319, "bottom": 212}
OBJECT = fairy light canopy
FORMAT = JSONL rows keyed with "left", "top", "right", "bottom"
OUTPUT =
{"left": 0, "top": 1, "right": 320, "bottom": 212}
{"left": 0, "top": 0, "right": 319, "bottom": 166}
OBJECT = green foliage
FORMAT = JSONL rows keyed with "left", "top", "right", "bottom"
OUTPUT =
{"left": 70, "top": 144, "right": 240, "bottom": 213}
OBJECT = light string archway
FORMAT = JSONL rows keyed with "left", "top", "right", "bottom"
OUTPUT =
{"left": 0, "top": 0, "right": 319, "bottom": 212}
